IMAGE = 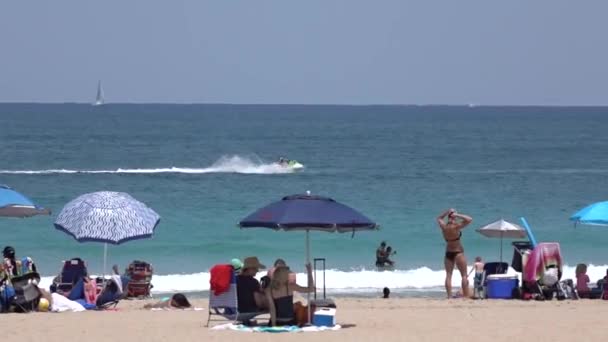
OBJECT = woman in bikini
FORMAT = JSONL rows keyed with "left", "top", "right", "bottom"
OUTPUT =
{"left": 437, "top": 208, "right": 473, "bottom": 299}
{"left": 265, "top": 263, "right": 315, "bottom": 326}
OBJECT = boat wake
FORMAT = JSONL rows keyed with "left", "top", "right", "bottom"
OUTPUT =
{"left": 0, "top": 155, "right": 295, "bottom": 175}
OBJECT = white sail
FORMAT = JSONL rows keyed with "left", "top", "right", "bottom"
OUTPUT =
{"left": 93, "top": 81, "right": 105, "bottom": 106}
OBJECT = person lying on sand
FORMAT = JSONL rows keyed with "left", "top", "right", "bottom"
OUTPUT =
{"left": 143, "top": 293, "right": 191, "bottom": 309}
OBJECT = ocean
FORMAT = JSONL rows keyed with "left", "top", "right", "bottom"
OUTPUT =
{"left": 1, "top": 103, "right": 608, "bottom": 296}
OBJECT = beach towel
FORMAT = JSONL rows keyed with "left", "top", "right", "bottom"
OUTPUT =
{"left": 51, "top": 292, "right": 86, "bottom": 312}
{"left": 523, "top": 243, "right": 562, "bottom": 284}
{"left": 150, "top": 307, "right": 205, "bottom": 311}
{"left": 210, "top": 264, "right": 233, "bottom": 295}
{"left": 210, "top": 323, "right": 341, "bottom": 333}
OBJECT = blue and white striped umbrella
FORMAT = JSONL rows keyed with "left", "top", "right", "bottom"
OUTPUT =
{"left": 54, "top": 191, "right": 160, "bottom": 244}
{"left": 0, "top": 185, "right": 51, "bottom": 218}
{"left": 54, "top": 191, "right": 160, "bottom": 276}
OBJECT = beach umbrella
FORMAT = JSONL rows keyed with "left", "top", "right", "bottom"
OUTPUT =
{"left": 476, "top": 219, "right": 526, "bottom": 262}
{"left": 0, "top": 185, "right": 51, "bottom": 218}
{"left": 54, "top": 191, "right": 160, "bottom": 275}
{"left": 570, "top": 201, "right": 608, "bottom": 226}
{"left": 239, "top": 192, "right": 378, "bottom": 320}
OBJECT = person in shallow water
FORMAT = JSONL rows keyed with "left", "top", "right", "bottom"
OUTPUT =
{"left": 375, "top": 241, "right": 387, "bottom": 266}
{"left": 437, "top": 208, "right": 473, "bottom": 299}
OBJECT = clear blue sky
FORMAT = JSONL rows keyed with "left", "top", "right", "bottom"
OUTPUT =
{"left": 1, "top": 1, "right": 606, "bottom": 105}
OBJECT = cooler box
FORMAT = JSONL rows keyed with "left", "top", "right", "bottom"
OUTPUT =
{"left": 312, "top": 308, "right": 336, "bottom": 327}
{"left": 486, "top": 274, "right": 518, "bottom": 299}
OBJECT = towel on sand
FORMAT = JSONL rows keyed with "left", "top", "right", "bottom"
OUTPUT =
{"left": 211, "top": 323, "right": 341, "bottom": 333}
{"left": 150, "top": 307, "right": 204, "bottom": 311}
{"left": 51, "top": 293, "right": 86, "bottom": 312}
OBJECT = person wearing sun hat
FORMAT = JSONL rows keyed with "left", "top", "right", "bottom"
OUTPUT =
{"left": 236, "top": 256, "right": 268, "bottom": 313}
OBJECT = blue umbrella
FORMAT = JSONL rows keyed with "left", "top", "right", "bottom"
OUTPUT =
{"left": 54, "top": 191, "right": 160, "bottom": 275}
{"left": 239, "top": 193, "right": 378, "bottom": 261}
{"left": 239, "top": 192, "right": 378, "bottom": 318}
{"left": 0, "top": 185, "right": 50, "bottom": 218}
{"left": 570, "top": 201, "right": 608, "bottom": 226}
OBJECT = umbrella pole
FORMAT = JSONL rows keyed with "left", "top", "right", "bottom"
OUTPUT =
{"left": 306, "top": 229, "right": 312, "bottom": 325}
{"left": 103, "top": 243, "right": 108, "bottom": 279}
{"left": 500, "top": 234, "right": 503, "bottom": 263}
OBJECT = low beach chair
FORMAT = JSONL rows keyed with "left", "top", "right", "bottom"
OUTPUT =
{"left": 126, "top": 260, "right": 153, "bottom": 298}
{"left": 521, "top": 243, "right": 563, "bottom": 300}
{"left": 206, "top": 272, "right": 267, "bottom": 327}
{"left": 53, "top": 258, "right": 88, "bottom": 295}
{"left": 11, "top": 272, "right": 42, "bottom": 313}
{"left": 95, "top": 276, "right": 122, "bottom": 310}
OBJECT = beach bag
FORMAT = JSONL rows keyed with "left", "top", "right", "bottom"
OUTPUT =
{"left": 294, "top": 301, "right": 309, "bottom": 326}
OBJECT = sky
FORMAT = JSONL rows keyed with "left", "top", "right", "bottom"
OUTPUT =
{"left": 1, "top": 1, "right": 607, "bottom": 105}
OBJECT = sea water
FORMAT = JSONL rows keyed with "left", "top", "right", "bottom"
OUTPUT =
{"left": 1, "top": 104, "right": 608, "bottom": 295}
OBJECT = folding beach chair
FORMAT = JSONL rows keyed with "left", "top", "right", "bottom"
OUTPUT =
{"left": 126, "top": 260, "right": 153, "bottom": 298}
{"left": 10, "top": 272, "right": 42, "bottom": 313}
{"left": 206, "top": 272, "right": 267, "bottom": 327}
{"left": 95, "top": 276, "right": 122, "bottom": 310}
{"left": 53, "top": 258, "right": 88, "bottom": 295}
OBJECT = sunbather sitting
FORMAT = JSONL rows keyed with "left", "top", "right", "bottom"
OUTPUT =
{"left": 144, "top": 293, "right": 191, "bottom": 309}
{"left": 236, "top": 256, "right": 269, "bottom": 313}
{"left": 265, "top": 263, "right": 315, "bottom": 326}
{"left": 576, "top": 263, "right": 602, "bottom": 299}
{"left": 1, "top": 246, "right": 37, "bottom": 284}
{"left": 112, "top": 264, "right": 131, "bottom": 291}
{"left": 267, "top": 258, "right": 296, "bottom": 284}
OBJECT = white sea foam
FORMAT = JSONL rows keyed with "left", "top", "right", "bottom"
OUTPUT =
{"left": 36, "top": 264, "right": 608, "bottom": 294}
{"left": 0, "top": 155, "right": 296, "bottom": 175}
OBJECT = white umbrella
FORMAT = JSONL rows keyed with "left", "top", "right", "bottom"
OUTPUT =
{"left": 54, "top": 191, "right": 160, "bottom": 276}
{"left": 476, "top": 219, "right": 526, "bottom": 262}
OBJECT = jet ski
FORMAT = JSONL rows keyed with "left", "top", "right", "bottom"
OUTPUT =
{"left": 276, "top": 158, "right": 304, "bottom": 170}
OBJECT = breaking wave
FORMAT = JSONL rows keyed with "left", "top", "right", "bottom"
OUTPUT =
{"left": 36, "top": 264, "right": 606, "bottom": 295}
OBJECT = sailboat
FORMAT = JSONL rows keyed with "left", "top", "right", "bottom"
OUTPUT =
{"left": 93, "top": 80, "right": 105, "bottom": 106}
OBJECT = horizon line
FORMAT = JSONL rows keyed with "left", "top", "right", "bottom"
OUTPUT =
{"left": 1, "top": 101, "right": 608, "bottom": 108}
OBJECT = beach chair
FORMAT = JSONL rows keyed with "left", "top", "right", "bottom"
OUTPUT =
{"left": 126, "top": 260, "right": 153, "bottom": 298}
{"left": 95, "top": 276, "right": 122, "bottom": 310}
{"left": 206, "top": 272, "right": 267, "bottom": 327}
{"left": 52, "top": 258, "right": 88, "bottom": 295}
{"left": 10, "top": 272, "right": 41, "bottom": 313}
{"left": 480, "top": 262, "right": 509, "bottom": 298}
{"left": 521, "top": 243, "right": 563, "bottom": 300}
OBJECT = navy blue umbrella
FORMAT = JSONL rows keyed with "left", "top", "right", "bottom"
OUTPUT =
{"left": 239, "top": 192, "right": 378, "bottom": 267}
{"left": 239, "top": 192, "right": 378, "bottom": 320}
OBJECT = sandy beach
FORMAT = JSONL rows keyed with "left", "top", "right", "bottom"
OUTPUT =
{"left": 3, "top": 297, "right": 607, "bottom": 341}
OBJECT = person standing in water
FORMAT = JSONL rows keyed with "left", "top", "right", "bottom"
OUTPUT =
{"left": 375, "top": 241, "right": 387, "bottom": 267}
{"left": 437, "top": 208, "right": 473, "bottom": 299}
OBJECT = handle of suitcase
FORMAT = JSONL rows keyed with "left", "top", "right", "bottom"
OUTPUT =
{"left": 313, "top": 258, "right": 326, "bottom": 300}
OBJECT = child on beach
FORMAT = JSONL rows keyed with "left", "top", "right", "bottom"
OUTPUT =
{"left": 467, "top": 256, "right": 485, "bottom": 298}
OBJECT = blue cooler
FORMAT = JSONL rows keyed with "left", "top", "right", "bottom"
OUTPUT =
{"left": 312, "top": 308, "right": 336, "bottom": 327}
{"left": 486, "top": 274, "right": 518, "bottom": 299}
